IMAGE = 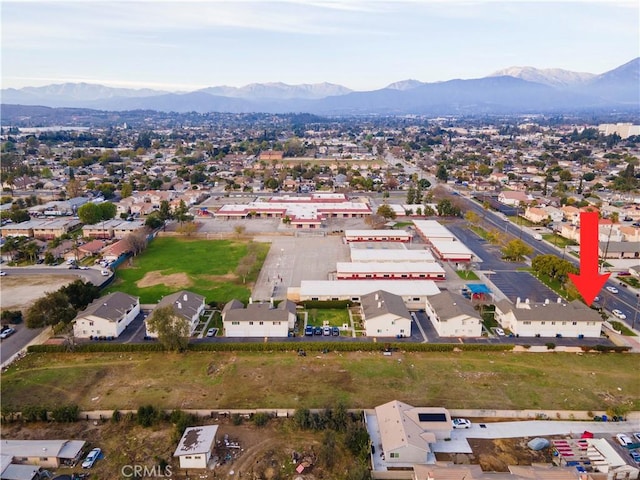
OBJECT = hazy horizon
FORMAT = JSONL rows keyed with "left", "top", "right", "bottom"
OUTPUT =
{"left": 2, "top": 1, "right": 639, "bottom": 92}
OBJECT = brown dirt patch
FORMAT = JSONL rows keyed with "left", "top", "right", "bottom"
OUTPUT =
{"left": 136, "top": 271, "right": 192, "bottom": 288}
{"left": 465, "top": 437, "right": 554, "bottom": 471}
{"left": 0, "top": 275, "right": 77, "bottom": 311}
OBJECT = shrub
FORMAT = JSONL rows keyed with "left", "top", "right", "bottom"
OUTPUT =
{"left": 1, "top": 310, "right": 22, "bottom": 324}
{"left": 231, "top": 413, "right": 243, "bottom": 425}
{"left": 112, "top": 409, "right": 122, "bottom": 423}
{"left": 22, "top": 405, "right": 48, "bottom": 422}
{"left": 137, "top": 405, "right": 160, "bottom": 427}
{"left": 545, "top": 342, "right": 556, "bottom": 350}
{"left": 51, "top": 404, "right": 79, "bottom": 422}
{"left": 252, "top": 412, "right": 271, "bottom": 427}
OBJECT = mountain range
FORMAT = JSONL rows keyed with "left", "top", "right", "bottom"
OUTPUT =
{"left": 1, "top": 58, "right": 638, "bottom": 115}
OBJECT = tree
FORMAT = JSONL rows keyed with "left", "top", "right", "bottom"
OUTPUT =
{"left": 66, "top": 178, "right": 82, "bottom": 198}
{"left": 436, "top": 164, "right": 448, "bottom": 182}
{"left": 146, "top": 305, "right": 189, "bottom": 352}
{"left": 436, "top": 199, "right": 461, "bottom": 217}
{"left": 502, "top": 239, "right": 533, "bottom": 262}
{"left": 174, "top": 199, "right": 192, "bottom": 224}
{"left": 9, "top": 208, "right": 29, "bottom": 223}
{"left": 25, "top": 291, "right": 76, "bottom": 328}
{"left": 464, "top": 211, "right": 479, "bottom": 224}
{"left": 406, "top": 186, "right": 416, "bottom": 205}
{"left": 78, "top": 202, "right": 116, "bottom": 225}
{"left": 376, "top": 204, "right": 396, "bottom": 220}
{"left": 123, "top": 231, "right": 148, "bottom": 256}
{"left": 145, "top": 212, "right": 164, "bottom": 229}
{"left": 59, "top": 280, "right": 100, "bottom": 310}
{"left": 120, "top": 182, "right": 133, "bottom": 198}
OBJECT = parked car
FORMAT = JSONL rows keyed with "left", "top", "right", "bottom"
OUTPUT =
{"left": 634, "top": 432, "right": 640, "bottom": 443}
{"left": 606, "top": 286, "right": 619, "bottom": 294}
{"left": 314, "top": 326, "right": 323, "bottom": 336}
{"left": 0, "top": 327, "right": 15, "bottom": 339}
{"left": 101, "top": 270, "right": 110, "bottom": 276}
{"left": 79, "top": 266, "right": 89, "bottom": 270}
{"left": 304, "top": 325, "right": 314, "bottom": 336}
{"left": 494, "top": 328, "right": 505, "bottom": 336}
{"left": 81, "top": 448, "right": 101, "bottom": 468}
{"left": 452, "top": 418, "right": 471, "bottom": 429}
{"left": 68, "top": 264, "right": 79, "bottom": 269}
{"left": 616, "top": 433, "right": 633, "bottom": 446}
{"left": 332, "top": 326, "right": 340, "bottom": 336}
{"left": 612, "top": 309, "right": 627, "bottom": 320}
{"left": 206, "top": 328, "right": 215, "bottom": 337}
{"left": 0, "top": 271, "right": 6, "bottom": 276}
{"left": 631, "top": 450, "right": 640, "bottom": 464}
{"left": 323, "top": 326, "right": 331, "bottom": 336}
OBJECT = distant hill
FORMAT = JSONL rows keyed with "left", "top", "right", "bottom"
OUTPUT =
{"left": 2, "top": 58, "right": 638, "bottom": 115}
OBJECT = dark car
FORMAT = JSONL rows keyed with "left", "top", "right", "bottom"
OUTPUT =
{"left": 304, "top": 325, "right": 314, "bottom": 336}
{"left": 314, "top": 326, "right": 323, "bottom": 336}
{"left": 332, "top": 326, "right": 340, "bottom": 336}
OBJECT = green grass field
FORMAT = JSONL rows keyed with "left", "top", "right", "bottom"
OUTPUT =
{"left": 307, "top": 309, "right": 350, "bottom": 327}
{"left": 104, "top": 237, "right": 269, "bottom": 304}
{"left": 3, "top": 351, "right": 638, "bottom": 411}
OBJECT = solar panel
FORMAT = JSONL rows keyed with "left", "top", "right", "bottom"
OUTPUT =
{"left": 417, "top": 413, "right": 447, "bottom": 422}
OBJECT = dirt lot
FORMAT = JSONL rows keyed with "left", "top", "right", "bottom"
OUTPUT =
{"left": 1, "top": 416, "right": 337, "bottom": 480}
{"left": 0, "top": 274, "right": 77, "bottom": 311}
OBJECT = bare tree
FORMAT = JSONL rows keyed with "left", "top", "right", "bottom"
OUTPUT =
{"left": 123, "top": 231, "right": 148, "bottom": 256}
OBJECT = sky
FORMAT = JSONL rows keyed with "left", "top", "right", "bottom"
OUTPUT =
{"left": 2, "top": 0, "right": 639, "bottom": 92}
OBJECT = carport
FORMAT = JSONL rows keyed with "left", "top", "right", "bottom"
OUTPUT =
{"left": 464, "top": 283, "right": 491, "bottom": 301}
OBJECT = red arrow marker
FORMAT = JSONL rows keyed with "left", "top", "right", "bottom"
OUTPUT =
{"left": 568, "top": 211, "right": 610, "bottom": 306}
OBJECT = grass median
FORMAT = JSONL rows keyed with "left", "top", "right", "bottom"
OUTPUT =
{"left": 3, "top": 350, "right": 638, "bottom": 412}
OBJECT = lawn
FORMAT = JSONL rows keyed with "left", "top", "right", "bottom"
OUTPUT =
{"left": 456, "top": 269, "right": 480, "bottom": 280}
{"left": 3, "top": 350, "right": 639, "bottom": 412}
{"left": 542, "top": 234, "right": 578, "bottom": 248}
{"left": 104, "top": 237, "right": 269, "bottom": 305}
{"left": 307, "top": 308, "right": 350, "bottom": 327}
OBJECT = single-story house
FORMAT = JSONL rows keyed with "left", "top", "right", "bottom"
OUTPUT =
{"left": 0, "top": 439, "right": 86, "bottom": 469}
{"left": 73, "top": 292, "right": 140, "bottom": 339}
{"left": 374, "top": 400, "right": 451, "bottom": 465}
{"left": 173, "top": 425, "right": 218, "bottom": 469}
{"left": 222, "top": 299, "right": 297, "bottom": 337}
{"left": 599, "top": 241, "right": 640, "bottom": 259}
{"left": 146, "top": 290, "right": 206, "bottom": 338}
{"left": 425, "top": 291, "right": 482, "bottom": 337}
{"left": 494, "top": 298, "right": 603, "bottom": 338}
{"left": 361, "top": 290, "right": 412, "bottom": 338}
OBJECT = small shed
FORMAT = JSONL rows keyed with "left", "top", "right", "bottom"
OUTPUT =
{"left": 173, "top": 425, "right": 218, "bottom": 469}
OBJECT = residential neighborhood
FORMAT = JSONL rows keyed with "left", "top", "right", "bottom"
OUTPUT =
{"left": 1, "top": 113, "right": 639, "bottom": 479}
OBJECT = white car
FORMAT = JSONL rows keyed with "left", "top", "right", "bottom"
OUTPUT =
{"left": 0, "top": 271, "right": 6, "bottom": 276}
{"left": 494, "top": 327, "right": 505, "bottom": 336}
{"left": 101, "top": 270, "right": 110, "bottom": 276}
{"left": 612, "top": 309, "right": 627, "bottom": 320}
{"left": 616, "top": 433, "right": 633, "bottom": 446}
{"left": 78, "top": 266, "right": 89, "bottom": 270}
{"left": 0, "top": 327, "right": 15, "bottom": 339}
{"left": 452, "top": 418, "right": 471, "bottom": 429}
{"left": 206, "top": 328, "right": 215, "bottom": 337}
{"left": 606, "top": 286, "right": 619, "bottom": 294}
{"left": 81, "top": 448, "right": 101, "bottom": 468}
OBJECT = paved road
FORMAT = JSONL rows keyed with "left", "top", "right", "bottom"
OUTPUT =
{"left": 0, "top": 265, "right": 107, "bottom": 286}
{"left": 0, "top": 324, "right": 44, "bottom": 364}
{"left": 458, "top": 193, "right": 640, "bottom": 327}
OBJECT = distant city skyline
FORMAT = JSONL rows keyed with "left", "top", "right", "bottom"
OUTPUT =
{"left": 2, "top": 0, "right": 639, "bottom": 92}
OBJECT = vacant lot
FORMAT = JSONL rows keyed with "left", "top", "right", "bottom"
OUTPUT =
{"left": 3, "top": 350, "right": 638, "bottom": 412}
{"left": 105, "top": 237, "right": 268, "bottom": 304}
{"left": 0, "top": 274, "right": 77, "bottom": 311}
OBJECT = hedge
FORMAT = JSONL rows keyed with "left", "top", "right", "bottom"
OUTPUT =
{"left": 28, "top": 341, "right": 515, "bottom": 354}
{"left": 301, "top": 300, "right": 353, "bottom": 309}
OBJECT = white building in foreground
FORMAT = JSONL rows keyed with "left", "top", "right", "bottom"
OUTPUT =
{"left": 173, "top": 425, "right": 218, "bottom": 469}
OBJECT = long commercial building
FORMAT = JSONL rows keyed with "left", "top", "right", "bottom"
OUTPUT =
{"left": 336, "top": 262, "right": 446, "bottom": 280}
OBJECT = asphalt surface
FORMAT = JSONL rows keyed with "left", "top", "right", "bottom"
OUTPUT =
{"left": 458, "top": 194, "right": 640, "bottom": 329}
